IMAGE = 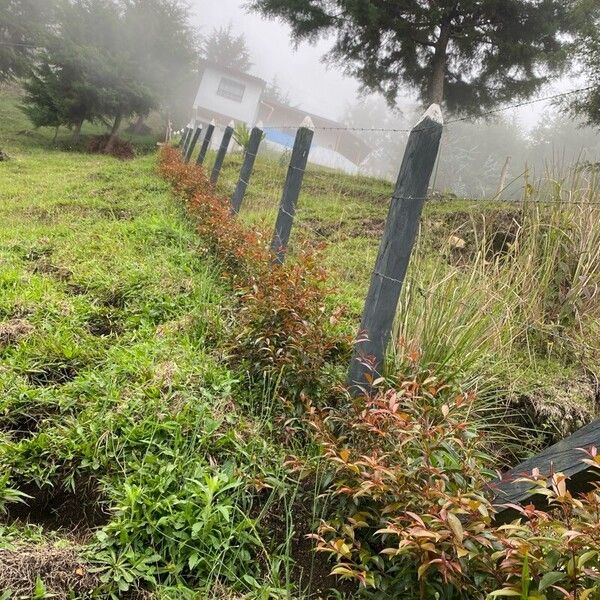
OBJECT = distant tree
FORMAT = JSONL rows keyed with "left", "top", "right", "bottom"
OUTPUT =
{"left": 564, "top": 0, "right": 600, "bottom": 128}
{"left": 263, "top": 76, "right": 291, "bottom": 105}
{"left": 529, "top": 114, "right": 600, "bottom": 169}
{"left": 122, "top": 0, "right": 200, "bottom": 127}
{"left": 0, "top": 0, "right": 55, "bottom": 81}
{"left": 20, "top": 0, "right": 158, "bottom": 146}
{"left": 250, "top": 0, "right": 579, "bottom": 114}
{"left": 202, "top": 24, "right": 253, "bottom": 72}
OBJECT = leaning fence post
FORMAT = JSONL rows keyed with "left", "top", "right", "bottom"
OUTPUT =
{"left": 231, "top": 123, "right": 263, "bottom": 214}
{"left": 347, "top": 104, "right": 443, "bottom": 393}
{"left": 196, "top": 119, "right": 215, "bottom": 166}
{"left": 270, "top": 117, "right": 314, "bottom": 264}
{"left": 210, "top": 121, "right": 235, "bottom": 185}
{"left": 184, "top": 121, "right": 198, "bottom": 155}
{"left": 179, "top": 125, "right": 191, "bottom": 150}
{"left": 184, "top": 126, "right": 202, "bottom": 163}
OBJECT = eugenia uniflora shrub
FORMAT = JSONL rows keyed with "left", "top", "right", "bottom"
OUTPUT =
{"left": 307, "top": 371, "right": 600, "bottom": 599}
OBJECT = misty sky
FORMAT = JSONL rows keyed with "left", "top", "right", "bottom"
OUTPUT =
{"left": 192, "top": 0, "right": 572, "bottom": 130}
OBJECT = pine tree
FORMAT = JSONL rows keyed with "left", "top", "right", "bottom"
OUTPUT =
{"left": 0, "top": 0, "right": 55, "bottom": 81}
{"left": 250, "top": 0, "right": 580, "bottom": 114}
{"left": 202, "top": 24, "right": 253, "bottom": 72}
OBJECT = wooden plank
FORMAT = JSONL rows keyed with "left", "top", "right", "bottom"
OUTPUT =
{"left": 210, "top": 122, "right": 234, "bottom": 185}
{"left": 196, "top": 120, "right": 215, "bottom": 166}
{"left": 231, "top": 125, "right": 263, "bottom": 214}
{"left": 184, "top": 127, "right": 202, "bottom": 163}
{"left": 491, "top": 419, "right": 600, "bottom": 515}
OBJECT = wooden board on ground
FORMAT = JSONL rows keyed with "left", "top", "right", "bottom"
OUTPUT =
{"left": 491, "top": 419, "right": 600, "bottom": 520}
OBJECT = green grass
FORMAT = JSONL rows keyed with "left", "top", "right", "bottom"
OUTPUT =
{"left": 208, "top": 136, "right": 600, "bottom": 441}
{"left": 0, "top": 86, "right": 321, "bottom": 599}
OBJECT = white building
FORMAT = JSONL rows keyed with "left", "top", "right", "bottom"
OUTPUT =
{"left": 192, "top": 62, "right": 266, "bottom": 126}
{"left": 191, "top": 61, "right": 371, "bottom": 172}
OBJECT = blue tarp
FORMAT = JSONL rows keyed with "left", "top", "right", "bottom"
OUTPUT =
{"left": 264, "top": 129, "right": 295, "bottom": 148}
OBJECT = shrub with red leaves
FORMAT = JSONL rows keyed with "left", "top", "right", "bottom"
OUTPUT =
{"left": 159, "top": 145, "right": 349, "bottom": 404}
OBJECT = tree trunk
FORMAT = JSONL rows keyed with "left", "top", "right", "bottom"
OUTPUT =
{"left": 52, "top": 125, "right": 60, "bottom": 144}
{"left": 133, "top": 114, "right": 146, "bottom": 134}
{"left": 71, "top": 120, "right": 83, "bottom": 144}
{"left": 496, "top": 156, "right": 512, "bottom": 198}
{"left": 429, "top": 23, "right": 451, "bottom": 105}
{"left": 104, "top": 113, "right": 123, "bottom": 154}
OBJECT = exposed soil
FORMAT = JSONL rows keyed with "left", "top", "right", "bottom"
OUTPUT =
{"left": 0, "top": 544, "right": 98, "bottom": 599}
{"left": 86, "top": 309, "right": 123, "bottom": 337}
{"left": 87, "top": 134, "right": 135, "bottom": 160}
{"left": 25, "top": 361, "right": 80, "bottom": 387}
{"left": 256, "top": 490, "right": 356, "bottom": 599}
{"left": 0, "top": 318, "right": 34, "bottom": 348}
{"left": 31, "top": 259, "right": 73, "bottom": 281}
{"left": 5, "top": 476, "right": 109, "bottom": 534}
{"left": 351, "top": 217, "right": 385, "bottom": 238}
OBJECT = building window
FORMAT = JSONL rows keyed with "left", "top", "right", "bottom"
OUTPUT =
{"left": 217, "top": 77, "right": 246, "bottom": 102}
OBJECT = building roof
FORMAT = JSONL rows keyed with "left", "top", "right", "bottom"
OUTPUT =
{"left": 200, "top": 60, "right": 267, "bottom": 88}
{"left": 258, "top": 98, "right": 372, "bottom": 165}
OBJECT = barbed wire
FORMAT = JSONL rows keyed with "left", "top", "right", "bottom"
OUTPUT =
{"left": 260, "top": 85, "right": 596, "bottom": 133}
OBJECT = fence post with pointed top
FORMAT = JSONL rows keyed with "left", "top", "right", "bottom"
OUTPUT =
{"left": 270, "top": 117, "right": 314, "bottom": 264}
{"left": 347, "top": 105, "right": 444, "bottom": 394}
{"left": 179, "top": 126, "right": 191, "bottom": 150}
{"left": 184, "top": 126, "right": 202, "bottom": 163}
{"left": 196, "top": 120, "right": 215, "bottom": 166}
{"left": 231, "top": 124, "right": 263, "bottom": 214}
{"left": 210, "top": 121, "right": 235, "bottom": 185}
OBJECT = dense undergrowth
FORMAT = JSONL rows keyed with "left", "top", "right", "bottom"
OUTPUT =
{"left": 1, "top": 84, "right": 600, "bottom": 598}
{"left": 158, "top": 146, "right": 600, "bottom": 599}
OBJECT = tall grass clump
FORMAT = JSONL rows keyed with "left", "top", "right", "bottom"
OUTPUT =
{"left": 394, "top": 170, "right": 599, "bottom": 429}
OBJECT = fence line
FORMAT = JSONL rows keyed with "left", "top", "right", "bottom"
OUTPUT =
{"left": 173, "top": 95, "right": 598, "bottom": 394}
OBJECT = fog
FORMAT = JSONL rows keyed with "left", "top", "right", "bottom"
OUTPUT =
{"left": 192, "top": 1, "right": 599, "bottom": 197}
{"left": 193, "top": 0, "right": 574, "bottom": 129}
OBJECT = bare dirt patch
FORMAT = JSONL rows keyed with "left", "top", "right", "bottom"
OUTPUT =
{"left": 5, "top": 477, "right": 109, "bottom": 534}
{"left": 0, "top": 544, "right": 98, "bottom": 599}
{"left": 32, "top": 259, "right": 73, "bottom": 281}
{"left": 0, "top": 318, "right": 34, "bottom": 348}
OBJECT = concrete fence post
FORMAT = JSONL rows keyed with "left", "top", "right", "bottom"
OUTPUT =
{"left": 196, "top": 120, "right": 216, "bottom": 166}
{"left": 184, "top": 126, "right": 202, "bottom": 164}
{"left": 347, "top": 104, "right": 444, "bottom": 394}
{"left": 210, "top": 121, "right": 235, "bottom": 185}
{"left": 231, "top": 123, "right": 263, "bottom": 214}
{"left": 270, "top": 117, "right": 314, "bottom": 264}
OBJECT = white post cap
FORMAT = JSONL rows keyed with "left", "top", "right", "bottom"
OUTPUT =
{"left": 301, "top": 116, "right": 315, "bottom": 131}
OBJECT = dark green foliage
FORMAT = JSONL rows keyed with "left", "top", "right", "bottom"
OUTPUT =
{"left": 250, "top": 0, "right": 577, "bottom": 113}
{"left": 18, "top": 0, "right": 199, "bottom": 141}
{"left": 202, "top": 24, "right": 253, "bottom": 72}
{"left": 565, "top": 0, "right": 600, "bottom": 128}
{"left": 0, "top": 0, "right": 55, "bottom": 81}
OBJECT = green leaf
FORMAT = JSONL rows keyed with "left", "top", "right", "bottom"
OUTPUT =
{"left": 538, "top": 571, "right": 565, "bottom": 591}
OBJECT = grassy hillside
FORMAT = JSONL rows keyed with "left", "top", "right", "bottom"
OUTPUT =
{"left": 207, "top": 135, "right": 600, "bottom": 442}
{"left": 0, "top": 86, "right": 315, "bottom": 599}
{"left": 1, "top": 82, "right": 599, "bottom": 598}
